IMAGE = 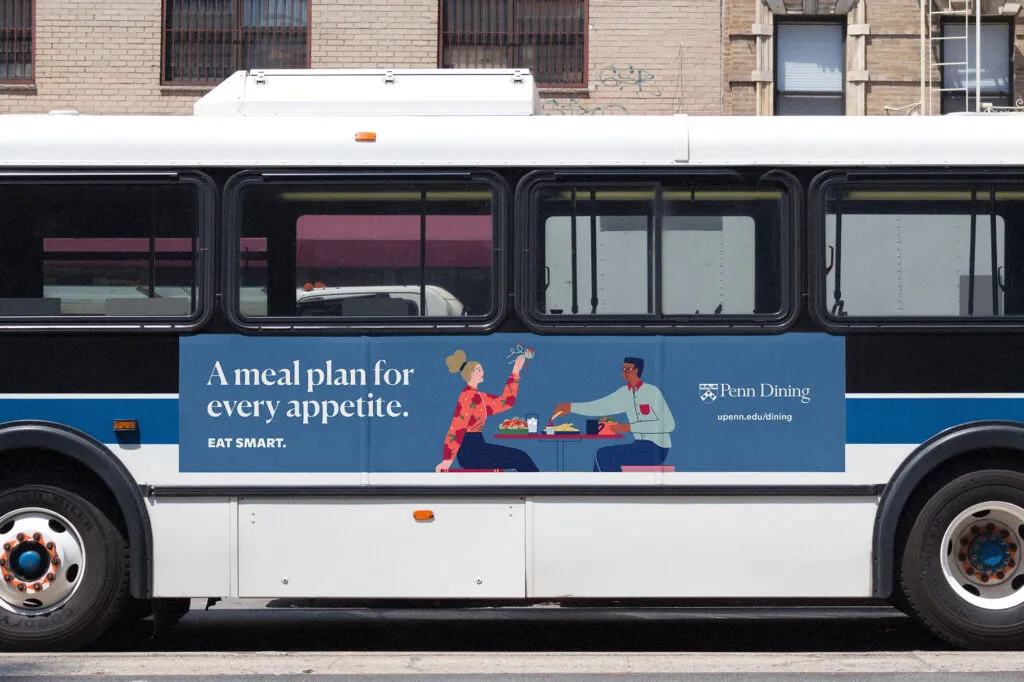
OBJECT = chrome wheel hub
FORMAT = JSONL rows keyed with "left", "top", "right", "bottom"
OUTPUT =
{"left": 941, "top": 501, "right": 1024, "bottom": 610}
{"left": 0, "top": 508, "right": 85, "bottom": 615}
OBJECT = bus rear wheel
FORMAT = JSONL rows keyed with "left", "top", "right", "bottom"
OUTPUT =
{"left": 0, "top": 485, "right": 129, "bottom": 650}
{"left": 901, "top": 469, "right": 1024, "bottom": 649}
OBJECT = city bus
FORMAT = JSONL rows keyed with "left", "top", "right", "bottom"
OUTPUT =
{"left": 1, "top": 68, "right": 1024, "bottom": 650}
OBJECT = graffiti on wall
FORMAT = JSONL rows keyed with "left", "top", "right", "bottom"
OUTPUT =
{"left": 599, "top": 65, "right": 662, "bottom": 97}
{"left": 542, "top": 98, "right": 629, "bottom": 116}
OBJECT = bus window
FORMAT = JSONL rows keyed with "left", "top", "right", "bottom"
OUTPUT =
{"left": 0, "top": 177, "right": 204, "bottom": 320}
{"left": 821, "top": 184, "right": 1024, "bottom": 320}
{"left": 232, "top": 178, "right": 498, "bottom": 324}
{"left": 661, "top": 189, "right": 782, "bottom": 317}
{"left": 525, "top": 179, "right": 787, "bottom": 326}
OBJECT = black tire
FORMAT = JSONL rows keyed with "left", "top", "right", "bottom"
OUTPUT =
{"left": 0, "top": 485, "right": 130, "bottom": 651}
{"left": 901, "top": 469, "right": 1024, "bottom": 649}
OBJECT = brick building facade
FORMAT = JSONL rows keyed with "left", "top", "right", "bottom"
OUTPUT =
{"left": 0, "top": 0, "right": 1019, "bottom": 116}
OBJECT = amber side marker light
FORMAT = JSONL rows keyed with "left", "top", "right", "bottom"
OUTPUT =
{"left": 354, "top": 132, "right": 377, "bottom": 142}
{"left": 113, "top": 419, "right": 138, "bottom": 432}
{"left": 412, "top": 510, "right": 435, "bottom": 521}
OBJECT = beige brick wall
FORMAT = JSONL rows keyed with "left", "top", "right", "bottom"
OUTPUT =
{"left": 864, "top": 1, "right": 932, "bottom": 115}
{"left": 0, "top": 0, "right": 197, "bottom": 115}
{"left": 0, "top": 0, "right": 723, "bottom": 116}
{"left": 8, "top": 0, "right": 1020, "bottom": 118}
{"left": 312, "top": 0, "right": 437, "bottom": 69}
{"left": 723, "top": 0, "right": 758, "bottom": 115}
{"left": 556, "top": 0, "right": 722, "bottom": 116}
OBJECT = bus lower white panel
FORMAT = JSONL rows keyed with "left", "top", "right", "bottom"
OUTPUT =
{"left": 237, "top": 499, "right": 525, "bottom": 598}
{"left": 530, "top": 498, "right": 876, "bottom": 598}
{"left": 150, "top": 498, "right": 232, "bottom": 598}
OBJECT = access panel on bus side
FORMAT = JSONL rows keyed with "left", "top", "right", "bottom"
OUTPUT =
{"left": 236, "top": 498, "right": 526, "bottom": 598}
{"left": 529, "top": 496, "right": 876, "bottom": 598}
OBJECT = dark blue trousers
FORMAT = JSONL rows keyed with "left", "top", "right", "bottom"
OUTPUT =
{"left": 593, "top": 440, "right": 669, "bottom": 472}
{"left": 457, "top": 433, "right": 539, "bottom": 472}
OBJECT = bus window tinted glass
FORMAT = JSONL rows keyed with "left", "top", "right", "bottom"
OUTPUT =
{"left": 532, "top": 185, "right": 783, "bottom": 318}
{"left": 662, "top": 189, "right": 781, "bottom": 316}
{"left": 540, "top": 188, "right": 650, "bottom": 315}
{"left": 824, "top": 188, "right": 1024, "bottom": 318}
{"left": 237, "top": 183, "right": 494, "bottom": 319}
{"left": 0, "top": 181, "right": 200, "bottom": 317}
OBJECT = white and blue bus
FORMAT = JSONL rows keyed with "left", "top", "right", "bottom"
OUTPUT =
{"left": 0, "top": 69, "right": 1023, "bottom": 650}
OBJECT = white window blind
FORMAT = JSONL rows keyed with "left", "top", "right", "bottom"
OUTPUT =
{"left": 777, "top": 24, "right": 843, "bottom": 93}
{"left": 943, "top": 23, "right": 1010, "bottom": 92}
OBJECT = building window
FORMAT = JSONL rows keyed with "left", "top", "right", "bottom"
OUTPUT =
{"left": 440, "top": 0, "right": 587, "bottom": 88}
{"left": 775, "top": 22, "right": 844, "bottom": 116}
{"left": 0, "top": 0, "right": 33, "bottom": 84}
{"left": 163, "top": 0, "right": 309, "bottom": 85}
{"left": 941, "top": 21, "right": 1012, "bottom": 113}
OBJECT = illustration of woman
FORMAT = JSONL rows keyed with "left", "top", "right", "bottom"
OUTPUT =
{"left": 437, "top": 350, "right": 539, "bottom": 473}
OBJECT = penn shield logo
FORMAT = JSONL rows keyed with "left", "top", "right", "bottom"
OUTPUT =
{"left": 699, "top": 383, "right": 718, "bottom": 404}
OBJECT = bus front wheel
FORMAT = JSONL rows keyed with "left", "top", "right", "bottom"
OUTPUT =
{"left": 0, "top": 485, "right": 129, "bottom": 650}
{"left": 901, "top": 469, "right": 1024, "bottom": 649}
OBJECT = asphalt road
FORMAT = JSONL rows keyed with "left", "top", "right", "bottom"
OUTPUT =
{"left": 6, "top": 600, "right": 1024, "bottom": 679}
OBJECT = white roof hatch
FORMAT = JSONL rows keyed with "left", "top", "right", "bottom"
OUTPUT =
{"left": 193, "top": 68, "right": 540, "bottom": 117}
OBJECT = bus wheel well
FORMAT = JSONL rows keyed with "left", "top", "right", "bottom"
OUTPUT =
{"left": 0, "top": 449, "right": 127, "bottom": 536}
{"left": 891, "top": 448, "right": 1024, "bottom": 599}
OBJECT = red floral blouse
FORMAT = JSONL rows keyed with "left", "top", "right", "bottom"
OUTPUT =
{"left": 442, "top": 372, "right": 520, "bottom": 461}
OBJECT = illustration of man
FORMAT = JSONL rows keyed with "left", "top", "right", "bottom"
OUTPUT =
{"left": 553, "top": 357, "right": 675, "bottom": 472}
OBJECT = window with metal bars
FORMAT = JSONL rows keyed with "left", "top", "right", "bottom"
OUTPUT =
{"left": 440, "top": 0, "right": 586, "bottom": 88}
{"left": 0, "top": 0, "right": 32, "bottom": 84}
{"left": 163, "top": 0, "right": 309, "bottom": 85}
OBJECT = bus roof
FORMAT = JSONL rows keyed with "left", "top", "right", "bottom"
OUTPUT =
{"left": 1, "top": 112, "right": 1023, "bottom": 168}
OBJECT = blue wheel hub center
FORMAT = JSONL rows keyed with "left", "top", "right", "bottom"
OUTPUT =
{"left": 969, "top": 533, "right": 1011, "bottom": 572}
{"left": 8, "top": 542, "right": 48, "bottom": 582}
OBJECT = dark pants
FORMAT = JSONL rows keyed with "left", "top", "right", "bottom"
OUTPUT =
{"left": 593, "top": 439, "right": 669, "bottom": 472}
{"left": 457, "top": 433, "right": 539, "bottom": 472}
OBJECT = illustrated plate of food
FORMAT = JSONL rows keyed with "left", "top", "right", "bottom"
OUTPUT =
{"left": 497, "top": 417, "right": 530, "bottom": 434}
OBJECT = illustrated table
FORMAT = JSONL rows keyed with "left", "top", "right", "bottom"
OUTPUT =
{"left": 493, "top": 432, "right": 622, "bottom": 472}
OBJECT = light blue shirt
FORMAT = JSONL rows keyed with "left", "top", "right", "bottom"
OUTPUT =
{"left": 571, "top": 382, "right": 675, "bottom": 449}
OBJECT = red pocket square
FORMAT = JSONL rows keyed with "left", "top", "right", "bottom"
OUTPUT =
{"left": 639, "top": 404, "right": 651, "bottom": 415}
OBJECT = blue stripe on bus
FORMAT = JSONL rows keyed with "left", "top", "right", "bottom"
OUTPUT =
{"left": 846, "top": 397, "right": 1024, "bottom": 444}
{"left": 0, "top": 396, "right": 1022, "bottom": 449}
{"left": 0, "top": 399, "right": 179, "bottom": 445}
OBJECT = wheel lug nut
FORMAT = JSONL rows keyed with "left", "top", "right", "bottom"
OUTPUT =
{"left": 1012, "top": 544, "right": 1019, "bottom": 551}
{"left": 1001, "top": 530, "right": 1010, "bottom": 538}
{"left": 50, "top": 557, "right": 59, "bottom": 566}
{"left": 959, "top": 553, "right": 967, "bottom": 561}
{"left": 16, "top": 583, "right": 25, "bottom": 591}
{"left": 972, "top": 526, "right": 981, "bottom": 534}
{"left": 3, "top": 575, "right": 11, "bottom": 582}
{"left": 31, "top": 583, "right": 40, "bottom": 591}
{"left": 31, "top": 533, "right": 40, "bottom": 541}
{"left": 987, "top": 523, "right": 996, "bottom": 532}
{"left": 3, "top": 544, "right": 10, "bottom": 551}
{"left": 981, "top": 574, "right": 991, "bottom": 582}
{"left": 46, "top": 574, "right": 54, "bottom": 582}
{"left": 961, "top": 538, "right": 970, "bottom": 545}
{"left": 997, "top": 572, "right": 1006, "bottom": 579}
{"left": 45, "top": 543, "right": 53, "bottom": 550}
{"left": 967, "top": 567, "right": 976, "bottom": 575}
{"left": 16, "top": 534, "right": 24, "bottom": 542}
